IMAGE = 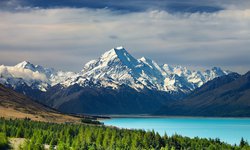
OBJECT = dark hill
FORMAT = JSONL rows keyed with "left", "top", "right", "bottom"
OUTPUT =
{"left": 0, "top": 84, "right": 80, "bottom": 123}
{"left": 40, "top": 84, "right": 175, "bottom": 115}
{"left": 156, "top": 72, "right": 250, "bottom": 117}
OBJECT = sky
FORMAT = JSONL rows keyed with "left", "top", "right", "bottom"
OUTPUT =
{"left": 0, "top": 0, "right": 250, "bottom": 74}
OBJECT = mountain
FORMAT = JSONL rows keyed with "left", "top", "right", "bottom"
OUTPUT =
{"left": 0, "top": 84, "right": 81, "bottom": 123}
{"left": 0, "top": 47, "right": 229, "bottom": 94}
{"left": 41, "top": 84, "right": 175, "bottom": 115}
{"left": 0, "top": 61, "right": 76, "bottom": 93}
{"left": 155, "top": 72, "right": 250, "bottom": 117}
{"left": 61, "top": 46, "right": 230, "bottom": 93}
{"left": 0, "top": 46, "right": 231, "bottom": 114}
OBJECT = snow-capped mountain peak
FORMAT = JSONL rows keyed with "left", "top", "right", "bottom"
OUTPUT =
{"left": 15, "top": 61, "right": 35, "bottom": 70}
{"left": 15, "top": 61, "right": 58, "bottom": 78}
{"left": 1, "top": 47, "right": 231, "bottom": 94}
{"left": 71, "top": 47, "right": 231, "bottom": 93}
{"left": 211, "top": 67, "right": 227, "bottom": 75}
{"left": 0, "top": 61, "right": 77, "bottom": 91}
{"left": 115, "top": 46, "right": 125, "bottom": 50}
{"left": 99, "top": 46, "right": 139, "bottom": 68}
{"left": 79, "top": 47, "right": 142, "bottom": 89}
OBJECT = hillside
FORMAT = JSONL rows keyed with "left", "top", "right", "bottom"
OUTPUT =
{"left": 156, "top": 72, "right": 250, "bottom": 117}
{"left": 0, "top": 84, "right": 80, "bottom": 123}
{"left": 41, "top": 84, "right": 174, "bottom": 115}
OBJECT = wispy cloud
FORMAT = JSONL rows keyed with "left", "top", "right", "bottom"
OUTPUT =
{"left": 0, "top": 65, "right": 48, "bottom": 82}
{"left": 0, "top": 7, "right": 250, "bottom": 73}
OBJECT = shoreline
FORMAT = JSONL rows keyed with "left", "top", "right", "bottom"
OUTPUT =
{"left": 97, "top": 114, "right": 250, "bottom": 119}
{"left": 101, "top": 116, "right": 250, "bottom": 146}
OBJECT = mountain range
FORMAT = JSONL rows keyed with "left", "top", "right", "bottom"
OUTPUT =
{"left": 0, "top": 47, "right": 229, "bottom": 93}
{"left": 0, "top": 46, "right": 238, "bottom": 115}
{"left": 156, "top": 72, "right": 250, "bottom": 117}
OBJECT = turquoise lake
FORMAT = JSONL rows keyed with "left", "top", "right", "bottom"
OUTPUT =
{"left": 102, "top": 117, "right": 250, "bottom": 145}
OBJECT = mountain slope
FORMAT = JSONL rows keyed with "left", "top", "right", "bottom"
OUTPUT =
{"left": 156, "top": 72, "right": 250, "bottom": 117}
{"left": 0, "top": 46, "right": 232, "bottom": 115}
{"left": 0, "top": 84, "right": 80, "bottom": 123}
{"left": 0, "top": 61, "right": 76, "bottom": 92}
{"left": 41, "top": 84, "right": 174, "bottom": 115}
{"left": 76, "top": 46, "right": 230, "bottom": 93}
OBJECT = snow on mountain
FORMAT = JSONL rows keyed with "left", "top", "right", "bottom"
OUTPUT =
{"left": 0, "top": 46, "right": 230, "bottom": 93}
{"left": 78, "top": 46, "right": 144, "bottom": 90}
{"left": 50, "top": 71, "right": 77, "bottom": 86}
{"left": 75, "top": 47, "right": 168, "bottom": 91}
{"left": 63, "top": 46, "right": 230, "bottom": 93}
{"left": 0, "top": 63, "right": 49, "bottom": 91}
{"left": 0, "top": 61, "right": 76, "bottom": 91}
{"left": 15, "top": 61, "right": 35, "bottom": 70}
{"left": 15, "top": 61, "right": 57, "bottom": 78}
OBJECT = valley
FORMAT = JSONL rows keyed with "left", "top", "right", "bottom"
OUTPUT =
{"left": 1, "top": 0, "right": 250, "bottom": 149}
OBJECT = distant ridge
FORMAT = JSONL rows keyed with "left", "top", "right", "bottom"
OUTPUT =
{"left": 156, "top": 72, "right": 250, "bottom": 117}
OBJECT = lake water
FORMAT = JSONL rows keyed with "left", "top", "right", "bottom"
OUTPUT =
{"left": 102, "top": 117, "right": 250, "bottom": 145}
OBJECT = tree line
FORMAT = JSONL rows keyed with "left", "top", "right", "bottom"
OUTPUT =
{"left": 0, "top": 117, "right": 249, "bottom": 150}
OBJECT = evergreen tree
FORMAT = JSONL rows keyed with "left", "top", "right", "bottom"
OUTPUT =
{"left": 0, "top": 118, "right": 249, "bottom": 150}
{"left": 240, "top": 138, "right": 249, "bottom": 148}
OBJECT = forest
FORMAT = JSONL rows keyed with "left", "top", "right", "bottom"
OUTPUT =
{"left": 0, "top": 117, "right": 249, "bottom": 150}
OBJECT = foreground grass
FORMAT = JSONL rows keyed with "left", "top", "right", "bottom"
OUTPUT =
{"left": 0, "top": 132, "right": 9, "bottom": 149}
{"left": 0, "top": 117, "right": 249, "bottom": 150}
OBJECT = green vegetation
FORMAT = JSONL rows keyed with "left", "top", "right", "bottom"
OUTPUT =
{"left": 0, "top": 132, "right": 9, "bottom": 149}
{"left": 80, "top": 118, "right": 104, "bottom": 125}
{"left": 0, "top": 117, "right": 249, "bottom": 150}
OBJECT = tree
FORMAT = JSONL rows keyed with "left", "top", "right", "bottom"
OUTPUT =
{"left": 0, "top": 118, "right": 244, "bottom": 150}
{"left": 57, "top": 141, "right": 70, "bottom": 150}
{"left": 240, "top": 138, "right": 249, "bottom": 148}
{"left": 16, "top": 126, "right": 24, "bottom": 138}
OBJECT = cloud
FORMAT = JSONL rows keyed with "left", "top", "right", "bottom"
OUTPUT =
{"left": 0, "top": 65, "right": 48, "bottom": 82}
{"left": 2, "top": 0, "right": 250, "bottom": 13}
{"left": 0, "top": 0, "right": 224, "bottom": 13}
{"left": 0, "top": 7, "right": 249, "bottom": 74}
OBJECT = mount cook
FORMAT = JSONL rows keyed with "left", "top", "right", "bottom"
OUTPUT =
{"left": 0, "top": 47, "right": 230, "bottom": 114}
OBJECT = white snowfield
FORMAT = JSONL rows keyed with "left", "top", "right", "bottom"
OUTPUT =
{"left": 0, "top": 46, "right": 230, "bottom": 93}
